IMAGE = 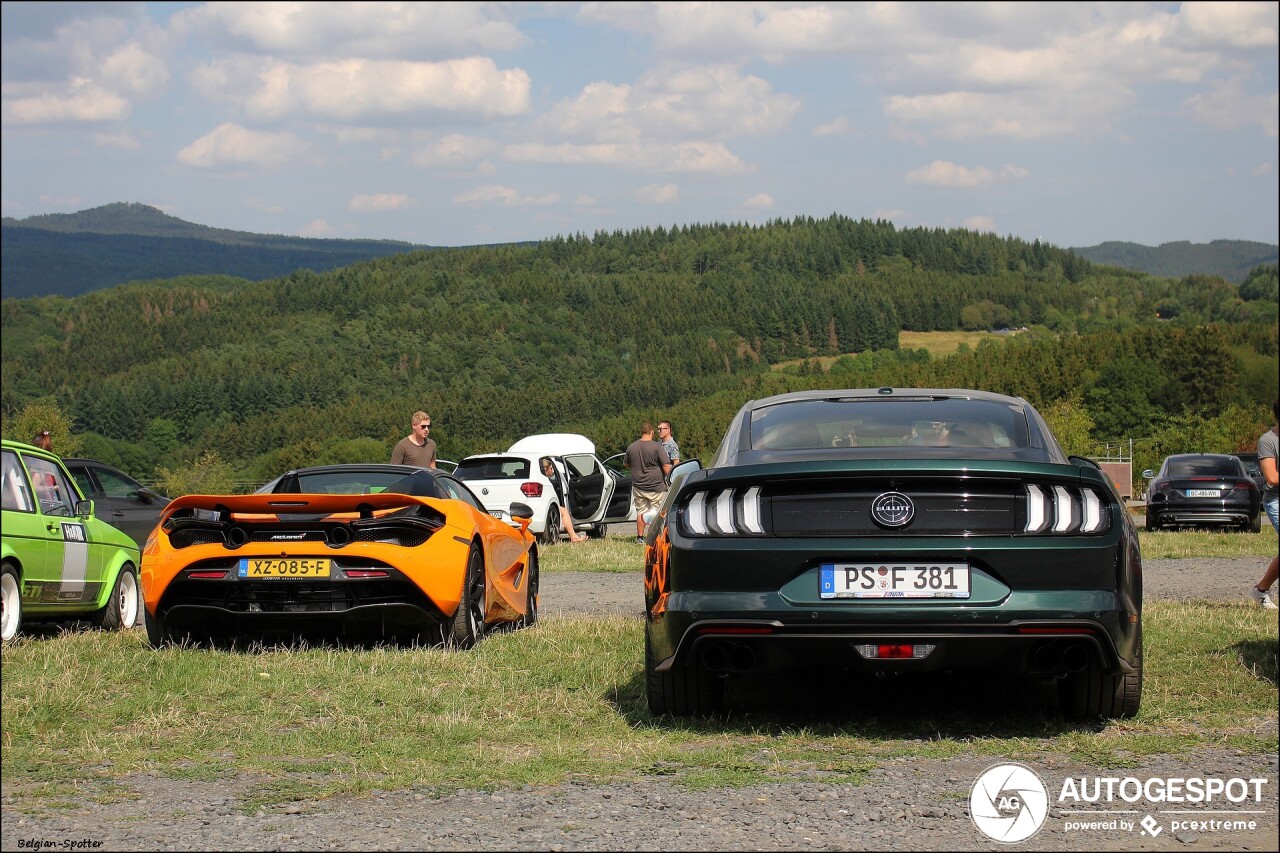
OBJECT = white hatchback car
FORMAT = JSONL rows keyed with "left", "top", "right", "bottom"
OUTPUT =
{"left": 454, "top": 434, "right": 636, "bottom": 543}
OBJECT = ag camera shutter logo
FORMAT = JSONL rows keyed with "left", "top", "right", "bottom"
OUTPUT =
{"left": 970, "top": 762, "right": 1049, "bottom": 843}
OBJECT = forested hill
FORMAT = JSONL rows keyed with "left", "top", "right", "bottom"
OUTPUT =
{"left": 1071, "top": 239, "right": 1277, "bottom": 284}
{"left": 2, "top": 215, "right": 1276, "bottom": 489}
{"left": 0, "top": 202, "right": 433, "bottom": 299}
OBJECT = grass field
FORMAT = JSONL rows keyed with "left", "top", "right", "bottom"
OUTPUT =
{"left": 2, "top": 530, "right": 1275, "bottom": 810}
{"left": 770, "top": 329, "right": 1020, "bottom": 371}
{"left": 1, "top": 603, "right": 1274, "bottom": 810}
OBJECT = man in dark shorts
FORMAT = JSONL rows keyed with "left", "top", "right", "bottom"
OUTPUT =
{"left": 624, "top": 422, "right": 671, "bottom": 543}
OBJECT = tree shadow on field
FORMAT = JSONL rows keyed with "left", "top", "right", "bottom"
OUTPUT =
{"left": 615, "top": 667, "right": 1105, "bottom": 739}
{"left": 1232, "top": 638, "right": 1278, "bottom": 687}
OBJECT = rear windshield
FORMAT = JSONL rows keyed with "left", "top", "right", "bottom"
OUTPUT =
{"left": 454, "top": 457, "right": 532, "bottom": 481}
{"left": 749, "top": 397, "right": 1030, "bottom": 451}
{"left": 263, "top": 470, "right": 441, "bottom": 496}
{"left": 1166, "top": 457, "right": 1241, "bottom": 477}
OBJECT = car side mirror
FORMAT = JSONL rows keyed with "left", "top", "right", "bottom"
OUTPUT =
{"left": 75, "top": 499, "right": 95, "bottom": 519}
{"left": 136, "top": 487, "right": 161, "bottom": 504}
{"left": 509, "top": 501, "right": 534, "bottom": 534}
{"left": 668, "top": 459, "right": 701, "bottom": 493}
{"left": 1141, "top": 469, "right": 1155, "bottom": 479}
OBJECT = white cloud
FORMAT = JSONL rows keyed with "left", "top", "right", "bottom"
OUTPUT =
{"left": 741, "top": 193, "right": 775, "bottom": 209}
{"left": 812, "top": 117, "right": 855, "bottom": 137}
{"left": 348, "top": 193, "right": 418, "bottom": 212}
{"left": 100, "top": 42, "right": 169, "bottom": 97}
{"left": 452, "top": 185, "right": 560, "bottom": 207}
{"left": 191, "top": 57, "right": 531, "bottom": 123}
{"left": 1183, "top": 78, "right": 1280, "bottom": 136}
{"left": 177, "top": 122, "right": 307, "bottom": 169}
{"left": 636, "top": 183, "right": 680, "bottom": 204}
{"left": 906, "top": 161, "right": 1029, "bottom": 188}
{"left": 1255, "top": 162, "right": 1274, "bottom": 177}
{"left": 964, "top": 215, "right": 996, "bottom": 232}
{"left": 412, "top": 133, "right": 500, "bottom": 168}
{"left": 297, "top": 219, "right": 335, "bottom": 237}
{"left": 176, "top": 2, "right": 526, "bottom": 58}
{"left": 540, "top": 64, "right": 799, "bottom": 143}
{"left": 505, "top": 140, "right": 746, "bottom": 175}
{"left": 93, "top": 130, "right": 142, "bottom": 150}
{"left": 2, "top": 83, "right": 129, "bottom": 125}
{"left": 1174, "top": 1, "right": 1279, "bottom": 50}
{"left": 584, "top": 2, "right": 1266, "bottom": 142}
{"left": 886, "top": 88, "right": 1137, "bottom": 140}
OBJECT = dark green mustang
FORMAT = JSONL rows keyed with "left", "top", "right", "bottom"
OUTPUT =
{"left": 643, "top": 388, "right": 1142, "bottom": 720}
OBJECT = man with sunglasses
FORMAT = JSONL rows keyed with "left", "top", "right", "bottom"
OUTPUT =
{"left": 391, "top": 410, "right": 438, "bottom": 469}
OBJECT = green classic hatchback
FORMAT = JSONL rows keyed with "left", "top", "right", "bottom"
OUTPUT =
{"left": 2, "top": 439, "right": 141, "bottom": 642}
{"left": 643, "top": 388, "right": 1143, "bottom": 720}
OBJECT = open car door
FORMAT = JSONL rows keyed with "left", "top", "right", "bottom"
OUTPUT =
{"left": 562, "top": 453, "right": 627, "bottom": 525}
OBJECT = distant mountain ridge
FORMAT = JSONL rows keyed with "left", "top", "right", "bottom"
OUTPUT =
{"left": 1, "top": 202, "right": 432, "bottom": 299}
{"left": 3, "top": 202, "right": 1276, "bottom": 299}
{"left": 1070, "top": 239, "right": 1277, "bottom": 284}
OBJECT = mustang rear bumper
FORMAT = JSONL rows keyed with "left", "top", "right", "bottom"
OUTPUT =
{"left": 652, "top": 613, "right": 1134, "bottom": 678}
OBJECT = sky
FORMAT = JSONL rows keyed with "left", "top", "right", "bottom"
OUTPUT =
{"left": 1, "top": 1, "right": 1277, "bottom": 250}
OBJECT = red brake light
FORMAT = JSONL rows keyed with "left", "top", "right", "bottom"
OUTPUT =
{"left": 520, "top": 482, "right": 543, "bottom": 498}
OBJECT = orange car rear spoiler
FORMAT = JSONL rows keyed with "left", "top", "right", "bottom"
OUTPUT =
{"left": 159, "top": 492, "right": 434, "bottom": 523}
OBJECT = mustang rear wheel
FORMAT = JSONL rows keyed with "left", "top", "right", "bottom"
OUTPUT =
{"left": 645, "top": 629, "right": 723, "bottom": 717}
{"left": 93, "top": 565, "right": 139, "bottom": 631}
{"left": 2, "top": 564, "right": 22, "bottom": 644}
{"left": 1059, "top": 627, "right": 1143, "bottom": 720}
{"left": 447, "top": 544, "right": 486, "bottom": 648}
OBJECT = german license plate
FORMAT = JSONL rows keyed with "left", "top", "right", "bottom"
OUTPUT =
{"left": 1185, "top": 489, "right": 1218, "bottom": 498}
{"left": 820, "top": 563, "right": 970, "bottom": 599}
{"left": 238, "top": 558, "right": 331, "bottom": 578}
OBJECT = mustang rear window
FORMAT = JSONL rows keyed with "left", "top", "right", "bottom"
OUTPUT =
{"left": 750, "top": 398, "right": 1029, "bottom": 451}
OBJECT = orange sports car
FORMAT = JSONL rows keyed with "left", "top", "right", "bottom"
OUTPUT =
{"left": 140, "top": 465, "right": 539, "bottom": 647}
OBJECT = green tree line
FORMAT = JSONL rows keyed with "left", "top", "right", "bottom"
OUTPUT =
{"left": 2, "top": 217, "right": 1275, "bottom": 492}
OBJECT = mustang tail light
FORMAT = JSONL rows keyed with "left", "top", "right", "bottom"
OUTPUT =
{"left": 681, "top": 486, "right": 766, "bottom": 536}
{"left": 1024, "top": 484, "right": 1109, "bottom": 534}
{"left": 520, "top": 482, "right": 543, "bottom": 498}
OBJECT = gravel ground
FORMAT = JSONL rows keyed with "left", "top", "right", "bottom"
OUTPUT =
{"left": 3, "top": 557, "right": 1276, "bottom": 852}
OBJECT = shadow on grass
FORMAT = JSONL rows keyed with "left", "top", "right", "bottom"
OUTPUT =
{"left": 613, "top": 667, "right": 1098, "bottom": 740}
{"left": 1232, "top": 638, "right": 1278, "bottom": 687}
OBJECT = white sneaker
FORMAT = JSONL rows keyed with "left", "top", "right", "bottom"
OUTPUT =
{"left": 1250, "top": 586, "right": 1278, "bottom": 610}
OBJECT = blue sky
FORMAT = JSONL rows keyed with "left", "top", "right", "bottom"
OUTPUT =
{"left": 2, "top": 1, "right": 1277, "bottom": 249}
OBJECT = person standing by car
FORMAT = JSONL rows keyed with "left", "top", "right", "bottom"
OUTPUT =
{"left": 391, "top": 411, "right": 437, "bottom": 469}
{"left": 540, "top": 457, "right": 587, "bottom": 543}
{"left": 658, "top": 420, "right": 680, "bottom": 471}
{"left": 1250, "top": 398, "right": 1278, "bottom": 610}
{"left": 625, "top": 422, "right": 671, "bottom": 543}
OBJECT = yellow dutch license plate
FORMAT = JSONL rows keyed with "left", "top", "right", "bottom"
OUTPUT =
{"left": 238, "top": 558, "right": 331, "bottom": 579}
